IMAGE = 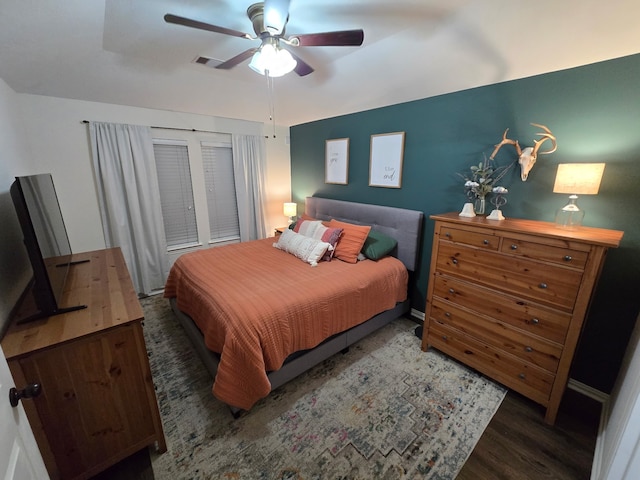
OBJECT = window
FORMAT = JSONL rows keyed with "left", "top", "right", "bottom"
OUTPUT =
{"left": 153, "top": 140, "right": 198, "bottom": 249}
{"left": 201, "top": 142, "right": 240, "bottom": 242}
{"left": 152, "top": 132, "right": 240, "bottom": 254}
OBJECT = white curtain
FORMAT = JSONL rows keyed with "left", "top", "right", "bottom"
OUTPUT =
{"left": 232, "top": 134, "right": 267, "bottom": 240}
{"left": 89, "top": 122, "right": 169, "bottom": 295}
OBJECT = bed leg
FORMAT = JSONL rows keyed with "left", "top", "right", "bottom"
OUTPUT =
{"left": 341, "top": 346, "right": 350, "bottom": 354}
{"left": 229, "top": 406, "right": 243, "bottom": 419}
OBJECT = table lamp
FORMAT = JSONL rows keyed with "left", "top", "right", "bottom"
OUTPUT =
{"left": 283, "top": 202, "right": 297, "bottom": 225}
{"left": 553, "top": 163, "right": 605, "bottom": 229}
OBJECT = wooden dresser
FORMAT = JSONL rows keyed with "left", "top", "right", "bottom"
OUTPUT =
{"left": 2, "top": 247, "right": 166, "bottom": 480}
{"left": 421, "top": 213, "right": 623, "bottom": 424}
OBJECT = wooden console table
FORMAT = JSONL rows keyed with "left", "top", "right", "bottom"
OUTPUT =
{"left": 2, "top": 247, "right": 166, "bottom": 480}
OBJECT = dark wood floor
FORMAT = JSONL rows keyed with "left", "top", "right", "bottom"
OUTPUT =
{"left": 91, "top": 387, "right": 599, "bottom": 480}
{"left": 458, "top": 387, "right": 600, "bottom": 480}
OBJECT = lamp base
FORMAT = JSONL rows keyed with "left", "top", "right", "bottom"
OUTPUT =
{"left": 555, "top": 195, "right": 584, "bottom": 229}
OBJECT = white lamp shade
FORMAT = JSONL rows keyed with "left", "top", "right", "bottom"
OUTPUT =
{"left": 553, "top": 163, "right": 605, "bottom": 195}
{"left": 283, "top": 202, "right": 297, "bottom": 218}
{"left": 249, "top": 43, "right": 297, "bottom": 77}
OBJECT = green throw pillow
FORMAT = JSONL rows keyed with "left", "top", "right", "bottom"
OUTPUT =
{"left": 361, "top": 230, "right": 397, "bottom": 260}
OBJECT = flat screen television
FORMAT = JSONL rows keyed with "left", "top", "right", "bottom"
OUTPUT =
{"left": 10, "top": 173, "right": 86, "bottom": 324}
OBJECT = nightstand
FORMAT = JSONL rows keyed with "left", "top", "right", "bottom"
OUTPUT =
{"left": 275, "top": 226, "right": 288, "bottom": 236}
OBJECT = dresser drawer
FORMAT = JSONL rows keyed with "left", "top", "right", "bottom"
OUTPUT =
{"left": 439, "top": 226, "right": 499, "bottom": 250}
{"left": 429, "top": 322, "right": 554, "bottom": 405}
{"left": 432, "top": 275, "right": 571, "bottom": 344}
{"left": 430, "top": 299, "right": 562, "bottom": 373}
{"left": 500, "top": 237, "right": 589, "bottom": 269}
{"left": 436, "top": 242, "right": 583, "bottom": 311}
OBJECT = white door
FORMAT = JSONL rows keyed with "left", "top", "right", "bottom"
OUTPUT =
{"left": 593, "top": 310, "right": 640, "bottom": 480}
{"left": 0, "top": 345, "right": 49, "bottom": 480}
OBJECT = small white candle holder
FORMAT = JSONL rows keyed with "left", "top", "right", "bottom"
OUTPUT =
{"left": 459, "top": 202, "right": 476, "bottom": 217}
{"left": 487, "top": 209, "right": 505, "bottom": 220}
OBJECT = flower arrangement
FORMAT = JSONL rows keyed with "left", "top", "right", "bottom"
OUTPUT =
{"left": 459, "top": 155, "right": 509, "bottom": 202}
{"left": 457, "top": 155, "right": 511, "bottom": 215}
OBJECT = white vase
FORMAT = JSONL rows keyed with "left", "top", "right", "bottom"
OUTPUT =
{"left": 474, "top": 197, "right": 486, "bottom": 215}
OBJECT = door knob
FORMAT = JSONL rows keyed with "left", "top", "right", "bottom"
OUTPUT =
{"left": 9, "top": 383, "right": 41, "bottom": 407}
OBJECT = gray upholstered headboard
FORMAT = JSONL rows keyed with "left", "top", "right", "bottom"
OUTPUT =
{"left": 305, "top": 197, "right": 424, "bottom": 271}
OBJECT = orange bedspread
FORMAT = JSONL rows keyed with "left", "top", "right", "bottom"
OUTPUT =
{"left": 164, "top": 237, "right": 408, "bottom": 410}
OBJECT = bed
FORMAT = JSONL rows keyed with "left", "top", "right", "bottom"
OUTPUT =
{"left": 164, "top": 196, "right": 423, "bottom": 415}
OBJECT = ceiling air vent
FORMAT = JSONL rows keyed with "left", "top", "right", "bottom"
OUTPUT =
{"left": 192, "top": 56, "right": 223, "bottom": 68}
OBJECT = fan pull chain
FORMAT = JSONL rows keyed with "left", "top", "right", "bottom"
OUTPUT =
{"left": 266, "top": 72, "right": 276, "bottom": 138}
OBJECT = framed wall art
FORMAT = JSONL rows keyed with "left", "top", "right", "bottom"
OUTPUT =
{"left": 369, "top": 132, "right": 405, "bottom": 188}
{"left": 325, "top": 138, "right": 349, "bottom": 184}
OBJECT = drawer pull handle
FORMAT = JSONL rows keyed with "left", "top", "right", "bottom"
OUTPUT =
{"left": 511, "top": 244, "right": 518, "bottom": 250}
{"left": 483, "top": 239, "right": 489, "bottom": 245}
{"left": 525, "top": 346, "right": 533, "bottom": 352}
{"left": 451, "top": 258, "right": 458, "bottom": 265}
{"left": 445, "top": 232, "right": 451, "bottom": 238}
{"left": 445, "top": 312, "right": 451, "bottom": 317}
{"left": 449, "top": 288, "right": 455, "bottom": 294}
{"left": 564, "top": 255, "right": 572, "bottom": 262}
{"left": 531, "top": 318, "right": 540, "bottom": 325}
{"left": 519, "top": 373, "right": 526, "bottom": 380}
{"left": 442, "top": 335, "right": 448, "bottom": 341}
{"left": 539, "top": 283, "right": 548, "bottom": 289}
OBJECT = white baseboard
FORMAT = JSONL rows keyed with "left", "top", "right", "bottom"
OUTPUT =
{"left": 567, "top": 378, "right": 610, "bottom": 404}
{"left": 591, "top": 398, "right": 611, "bottom": 480}
{"left": 410, "top": 308, "right": 425, "bottom": 321}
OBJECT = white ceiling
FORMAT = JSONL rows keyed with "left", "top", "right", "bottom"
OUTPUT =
{"left": 1, "top": 0, "right": 638, "bottom": 126}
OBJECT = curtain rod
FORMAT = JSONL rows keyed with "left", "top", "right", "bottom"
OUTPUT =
{"left": 82, "top": 120, "right": 218, "bottom": 134}
{"left": 81, "top": 120, "right": 271, "bottom": 138}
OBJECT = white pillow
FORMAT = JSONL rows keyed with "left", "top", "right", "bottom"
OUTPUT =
{"left": 273, "top": 229, "right": 332, "bottom": 266}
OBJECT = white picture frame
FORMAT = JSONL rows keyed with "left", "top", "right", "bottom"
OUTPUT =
{"left": 369, "top": 132, "right": 405, "bottom": 188}
{"left": 325, "top": 138, "right": 349, "bottom": 184}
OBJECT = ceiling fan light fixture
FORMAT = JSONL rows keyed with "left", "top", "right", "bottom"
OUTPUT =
{"left": 249, "top": 41, "right": 297, "bottom": 77}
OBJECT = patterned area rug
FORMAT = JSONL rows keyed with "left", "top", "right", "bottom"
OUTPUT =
{"left": 141, "top": 295, "right": 506, "bottom": 479}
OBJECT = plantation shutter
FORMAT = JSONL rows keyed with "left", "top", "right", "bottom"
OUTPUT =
{"left": 201, "top": 142, "right": 240, "bottom": 242}
{"left": 153, "top": 140, "right": 199, "bottom": 248}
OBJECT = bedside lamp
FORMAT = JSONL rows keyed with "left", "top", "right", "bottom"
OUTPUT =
{"left": 283, "top": 202, "right": 297, "bottom": 225}
{"left": 553, "top": 163, "right": 605, "bottom": 229}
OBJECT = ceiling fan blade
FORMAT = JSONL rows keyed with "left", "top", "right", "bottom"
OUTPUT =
{"left": 215, "top": 48, "right": 259, "bottom": 70}
{"left": 164, "top": 13, "right": 253, "bottom": 40}
{"left": 263, "top": 0, "right": 290, "bottom": 34}
{"left": 289, "top": 29, "right": 364, "bottom": 47}
{"left": 286, "top": 50, "right": 314, "bottom": 76}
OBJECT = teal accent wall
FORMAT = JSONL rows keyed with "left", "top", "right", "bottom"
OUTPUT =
{"left": 290, "top": 53, "right": 640, "bottom": 393}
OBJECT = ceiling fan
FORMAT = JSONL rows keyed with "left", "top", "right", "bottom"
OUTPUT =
{"left": 164, "top": 0, "right": 364, "bottom": 77}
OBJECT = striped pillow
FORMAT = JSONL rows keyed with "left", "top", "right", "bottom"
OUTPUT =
{"left": 294, "top": 220, "right": 343, "bottom": 261}
{"left": 273, "top": 229, "right": 331, "bottom": 266}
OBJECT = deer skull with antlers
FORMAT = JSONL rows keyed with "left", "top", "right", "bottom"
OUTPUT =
{"left": 489, "top": 123, "right": 557, "bottom": 181}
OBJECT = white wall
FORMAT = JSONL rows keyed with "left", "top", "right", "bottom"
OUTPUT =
{"left": 264, "top": 126, "right": 294, "bottom": 233}
{"left": 0, "top": 79, "right": 34, "bottom": 329}
{"left": 16, "top": 94, "right": 291, "bottom": 254}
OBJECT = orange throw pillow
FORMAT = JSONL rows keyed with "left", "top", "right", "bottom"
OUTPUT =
{"left": 328, "top": 219, "right": 371, "bottom": 264}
